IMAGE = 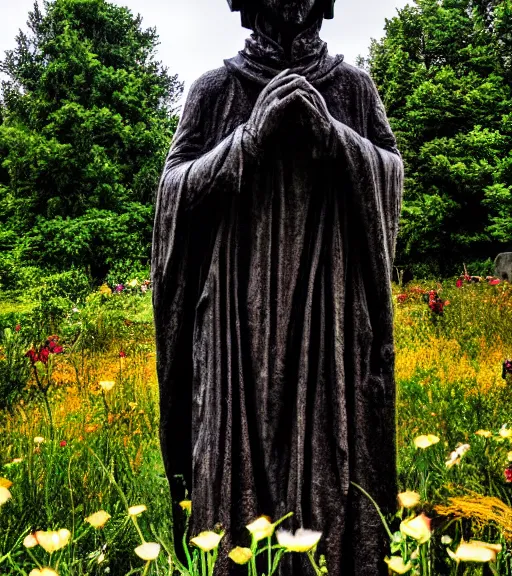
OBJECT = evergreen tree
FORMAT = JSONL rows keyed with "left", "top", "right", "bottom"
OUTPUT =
{"left": 0, "top": 0, "right": 182, "bottom": 283}
{"left": 367, "top": 0, "right": 512, "bottom": 276}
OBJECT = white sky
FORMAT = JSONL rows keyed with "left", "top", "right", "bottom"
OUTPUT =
{"left": 0, "top": 0, "right": 410, "bottom": 106}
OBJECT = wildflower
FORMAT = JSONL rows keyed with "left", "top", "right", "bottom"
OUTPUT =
{"left": 25, "top": 349, "right": 38, "bottom": 364}
{"left": 85, "top": 424, "right": 100, "bottom": 433}
{"left": 397, "top": 294, "right": 407, "bottom": 304}
{"left": 499, "top": 425, "right": 512, "bottom": 438}
{"left": 179, "top": 500, "right": 192, "bottom": 513}
{"left": 34, "top": 529, "right": 71, "bottom": 553}
{"left": 400, "top": 514, "right": 431, "bottom": 544}
{"left": 190, "top": 531, "right": 224, "bottom": 552}
{"left": 60, "top": 440, "right": 67, "bottom": 447}
{"left": 448, "top": 541, "right": 501, "bottom": 563}
{"left": 114, "top": 284, "right": 124, "bottom": 293}
{"left": 397, "top": 491, "right": 420, "bottom": 509}
{"left": 504, "top": 464, "right": 512, "bottom": 483}
{"left": 385, "top": 556, "right": 412, "bottom": 574}
{"left": 246, "top": 516, "right": 274, "bottom": 541}
{"left": 99, "top": 381, "right": 115, "bottom": 392}
{"left": 508, "top": 451, "right": 512, "bottom": 461}
{"left": 446, "top": 443, "right": 470, "bottom": 468}
{"left": 85, "top": 510, "right": 111, "bottom": 528}
{"left": 489, "top": 279, "right": 501, "bottom": 286}
{"left": 502, "top": 360, "right": 512, "bottom": 380}
{"left": 119, "top": 350, "right": 127, "bottom": 358}
{"left": 72, "top": 307, "right": 79, "bottom": 313}
{"left": 441, "top": 535, "right": 453, "bottom": 545}
{"left": 128, "top": 279, "right": 138, "bottom": 288}
{"left": 413, "top": 435, "right": 440, "bottom": 449}
{"left": 34, "top": 436, "right": 44, "bottom": 445}
{"left": 128, "top": 505, "right": 147, "bottom": 516}
{"left": 11, "top": 458, "right": 23, "bottom": 464}
{"left": 0, "top": 478, "right": 13, "bottom": 489}
{"left": 276, "top": 529, "right": 322, "bottom": 552}
{"left": 23, "top": 534, "right": 39, "bottom": 548}
{"left": 15, "top": 324, "right": 21, "bottom": 332}
{"left": 456, "top": 278, "right": 463, "bottom": 288}
{"left": 99, "top": 284, "right": 112, "bottom": 296}
{"left": 0, "top": 486, "right": 12, "bottom": 505}
{"left": 135, "top": 542, "right": 161, "bottom": 561}
{"left": 229, "top": 547, "right": 253, "bottom": 564}
{"left": 475, "top": 430, "right": 492, "bottom": 438}
{"left": 29, "top": 569, "right": 59, "bottom": 576}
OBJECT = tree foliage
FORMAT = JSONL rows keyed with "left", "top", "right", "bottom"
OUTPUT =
{"left": 0, "top": 0, "right": 182, "bottom": 285}
{"left": 367, "top": 0, "right": 512, "bottom": 276}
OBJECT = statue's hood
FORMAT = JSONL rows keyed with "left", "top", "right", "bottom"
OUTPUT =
{"left": 224, "top": 16, "right": 344, "bottom": 85}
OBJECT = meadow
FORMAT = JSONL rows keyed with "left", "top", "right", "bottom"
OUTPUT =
{"left": 0, "top": 278, "right": 511, "bottom": 575}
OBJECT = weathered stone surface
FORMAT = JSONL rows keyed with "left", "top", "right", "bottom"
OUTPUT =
{"left": 152, "top": 2, "right": 403, "bottom": 575}
{"left": 495, "top": 253, "right": 512, "bottom": 281}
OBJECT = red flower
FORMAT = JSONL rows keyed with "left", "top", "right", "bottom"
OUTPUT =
{"left": 489, "top": 279, "right": 501, "bottom": 286}
{"left": 39, "top": 347, "right": 50, "bottom": 364}
{"left": 119, "top": 350, "right": 127, "bottom": 358}
{"left": 505, "top": 465, "right": 512, "bottom": 483}
{"left": 60, "top": 440, "right": 67, "bottom": 447}
{"left": 456, "top": 278, "right": 463, "bottom": 288}
{"left": 15, "top": 324, "right": 21, "bottom": 332}
{"left": 25, "top": 349, "right": 38, "bottom": 364}
{"left": 52, "top": 345, "right": 64, "bottom": 354}
{"left": 397, "top": 294, "right": 407, "bottom": 304}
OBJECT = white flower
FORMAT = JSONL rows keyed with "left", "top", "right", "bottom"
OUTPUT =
{"left": 34, "top": 436, "right": 44, "bottom": 445}
{"left": 400, "top": 514, "right": 432, "bottom": 544}
{"left": 385, "top": 556, "right": 412, "bottom": 574}
{"left": 99, "top": 381, "right": 115, "bottom": 392}
{"left": 190, "top": 531, "right": 223, "bottom": 552}
{"left": 246, "top": 517, "right": 274, "bottom": 541}
{"left": 135, "top": 542, "right": 161, "bottom": 561}
{"left": 0, "top": 486, "right": 12, "bottom": 506}
{"left": 414, "top": 435, "right": 440, "bottom": 449}
{"left": 276, "top": 529, "right": 322, "bottom": 552}
{"left": 448, "top": 541, "right": 502, "bottom": 563}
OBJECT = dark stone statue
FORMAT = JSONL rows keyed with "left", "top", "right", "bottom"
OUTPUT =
{"left": 152, "top": 1, "right": 404, "bottom": 574}
{"left": 495, "top": 252, "right": 512, "bottom": 282}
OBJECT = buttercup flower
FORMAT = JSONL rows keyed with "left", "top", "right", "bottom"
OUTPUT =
{"left": 99, "top": 381, "right": 115, "bottom": 392}
{"left": 85, "top": 510, "right": 111, "bottom": 528}
{"left": 179, "top": 500, "right": 192, "bottom": 513}
{"left": 228, "top": 547, "right": 253, "bottom": 564}
{"left": 448, "top": 541, "right": 501, "bottom": 563}
{"left": 400, "top": 514, "right": 431, "bottom": 544}
{"left": 128, "top": 505, "right": 147, "bottom": 516}
{"left": 397, "top": 491, "right": 420, "bottom": 508}
{"left": 246, "top": 516, "right": 274, "bottom": 541}
{"left": 29, "top": 569, "right": 59, "bottom": 576}
{"left": 190, "top": 531, "right": 224, "bottom": 552}
{"left": 385, "top": 556, "right": 412, "bottom": 574}
{"left": 34, "top": 529, "right": 71, "bottom": 553}
{"left": 276, "top": 529, "right": 322, "bottom": 552}
{"left": 23, "top": 534, "right": 39, "bottom": 548}
{"left": 0, "top": 487, "right": 12, "bottom": 505}
{"left": 414, "top": 435, "right": 440, "bottom": 449}
{"left": 135, "top": 542, "right": 161, "bottom": 561}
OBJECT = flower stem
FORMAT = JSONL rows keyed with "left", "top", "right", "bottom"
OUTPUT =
{"left": 351, "top": 482, "right": 393, "bottom": 540}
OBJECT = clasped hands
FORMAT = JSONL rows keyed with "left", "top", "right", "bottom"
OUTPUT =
{"left": 244, "top": 69, "right": 335, "bottom": 156}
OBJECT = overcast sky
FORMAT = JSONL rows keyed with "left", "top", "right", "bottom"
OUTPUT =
{"left": 0, "top": 0, "right": 410, "bottom": 106}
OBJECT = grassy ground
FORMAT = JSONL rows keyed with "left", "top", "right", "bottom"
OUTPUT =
{"left": 1, "top": 280, "right": 512, "bottom": 575}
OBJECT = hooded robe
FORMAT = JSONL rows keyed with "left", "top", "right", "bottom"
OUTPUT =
{"left": 152, "top": 20, "right": 403, "bottom": 576}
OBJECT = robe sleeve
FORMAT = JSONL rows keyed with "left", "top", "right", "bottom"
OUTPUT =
{"left": 151, "top": 72, "right": 253, "bottom": 496}
{"left": 330, "top": 74, "right": 403, "bottom": 278}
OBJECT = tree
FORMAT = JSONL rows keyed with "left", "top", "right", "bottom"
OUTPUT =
{"left": 0, "top": 0, "right": 182, "bottom": 283}
{"left": 367, "top": 0, "right": 512, "bottom": 276}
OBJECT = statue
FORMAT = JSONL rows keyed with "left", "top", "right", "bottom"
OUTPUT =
{"left": 152, "top": 1, "right": 403, "bottom": 574}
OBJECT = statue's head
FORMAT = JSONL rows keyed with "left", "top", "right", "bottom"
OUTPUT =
{"left": 227, "top": 0, "right": 335, "bottom": 29}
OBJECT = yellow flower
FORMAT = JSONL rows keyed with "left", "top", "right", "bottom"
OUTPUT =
{"left": 99, "top": 381, "right": 115, "bottom": 392}
{"left": 99, "top": 284, "right": 112, "bottom": 296}
{"left": 276, "top": 529, "right": 322, "bottom": 552}
{"left": 135, "top": 542, "right": 161, "bottom": 561}
{"left": 448, "top": 541, "right": 502, "bottom": 563}
{"left": 385, "top": 556, "right": 413, "bottom": 574}
{"left": 475, "top": 430, "right": 492, "bottom": 438}
{"left": 508, "top": 452, "right": 512, "bottom": 462}
{"left": 179, "top": 500, "right": 192, "bottom": 513}
{"left": 397, "top": 491, "right": 420, "bottom": 509}
{"left": 190, "top": 531, "right": 224, "bottom": 552}
{"left": 0, "top": 486, "right": 12, "bottom": 506}
{"left": 23, "top": 534, "right": 39, "bottom": 548}
{"left": 11, "top": 458, "right": 23, "bottom": 464}
{"left": 246, "top": 516, "right": 274, "bottom": 541}
{"left": 499, "top": 426, "right": 512, "bottom": 438}
{"left": 29, "top": 569, "right": 59, "bottom": 576}
{"left": 128, "top": 505, "right": 147, "bottom": 516}
{"left": 413, "top": 435, "right": 440, "bottom": 449}
{"left": 34, "top": 529, "right": 71, "bottom": 553}
{"left": 34, "top": 436, "right": 44, "bottom": 445}
{"left": 0, "top": 478, "right": 13, "bottom": 489}
{"left": 400, "top": 514, "right": 432, "bottom": 544}
{"left": 85, "top": 510, "right": 111, "bottom": 528}
{"left": 128, "top": 279, "right": 138, "bottom": 288}
{"left": 228, "top": 547, "right": 253, "bottom": 564}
